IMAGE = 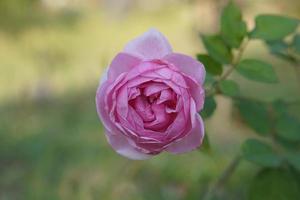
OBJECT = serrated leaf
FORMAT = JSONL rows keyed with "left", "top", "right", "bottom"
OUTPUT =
{"left": 275, "top": 114, "right": 300, "bottom": 141}
{"left": 242, "top": 139, "right": 281, "bottom": 167}
{"left": 221, "top": 1, "right": 247, "bottom": 48}
{"left": 292, "top": 34, "right": 300, "bottom": 53}
{"left": 250, "top": 14, "right": 299, "bottom": 41}
{"left": 219, "top": 80, "right": 239, "bottom": 97}
{"left": 197, "top": 54, "right": 223, "bottom": 75}
{"left": 200, "top": 96, "right": 216, "bottom": 119}
{"left": 201, "top": 35, "right": 232, "bottom": 64}
{"left": 237, "top": 59, "right": 278, "bottom": 83}
{"left": 237, "top": 100, "right": 271, "bottom": 135}
{"left": 248, "top": 168, "right": 300, "bottom": 200}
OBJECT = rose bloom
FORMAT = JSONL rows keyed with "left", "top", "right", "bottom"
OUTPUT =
{"left": 96, "top": 29, "right": 206, "bottom": 159}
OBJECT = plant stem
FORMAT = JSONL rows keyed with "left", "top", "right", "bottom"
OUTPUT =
{"left": 203, "top": 154, "right": 242, "bottom": 200}
{"left": 205, "top": 39, "right": 249, "bottom": 97}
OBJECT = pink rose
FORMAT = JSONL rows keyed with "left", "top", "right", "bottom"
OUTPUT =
{"left": 96, "top": 29, "right": 206, "bottom": 159}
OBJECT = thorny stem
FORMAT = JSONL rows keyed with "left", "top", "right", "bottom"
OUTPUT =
{"left": 203, "top": 154, "right": 242, "bottom": 200}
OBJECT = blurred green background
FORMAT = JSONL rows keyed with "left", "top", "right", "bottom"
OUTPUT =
{"left": 0, "top": 0, "right": 299, "bottom": 199}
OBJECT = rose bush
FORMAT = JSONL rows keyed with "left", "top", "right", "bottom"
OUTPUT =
{"left": 96, "top": 29, "right": 206, "bottom": 159}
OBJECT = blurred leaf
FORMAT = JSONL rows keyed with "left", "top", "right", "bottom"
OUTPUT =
{"left": 275, "top": 114, "right": 300, "bottom": 141}
{"left": 201, "top": 35, "right": 232, "bottom": 64}
{"left": 292, "top": 34, "right": 300, "bottom": 53}
{"left": 266, "top": 40, "right": 297, "bottom": 63}
{"left": 204, "top": 73, "right": 215, "bottom": 86}
{"left": 237, "top": 100, "right": 271, "bottom": 135}
{"left": 242, "top": 139, "right": 281, "bottom": 167}
{"left": 197, "top": 54, "right": 223, "bottom": 75}
{"left": 250, "top": 15, "right": 299, "bottom": 41}
{"left": 248, "top": 168, "right": 300, "bottom": 200}
{"left": 200, "top": 96, "right": 217, "bottom": 119}
{"left": 199, "top": 133, "right": 211, "bottom": 154}
{"left": 237, "top": 59, "right": 278, "bottom": 83}
{"left": 221, "top": 1, "right": 247, "bottom": 48}
{"left": 219, "top": 80, "right": 239, "bottom": 97}
{"left": 272, "top": 100, "right": 288, "bottom": 115}
{"left": 285, "top": 152, "right": 300, "bottom": 171}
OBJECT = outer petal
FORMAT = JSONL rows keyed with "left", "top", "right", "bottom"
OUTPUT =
{"left": 108, "top": 53, "right": 141, "bottom": 81}
{"left": 164, "top": 53, "right": 206, "bottom": 84}
{"left": 105, "top": 129, "right": 152, "bottom": 160}
{"left": 124, "top": 29, "right": 172, "bottom": 60}
{"left": 166, "top": 114, "right": 204, "bottom": 154}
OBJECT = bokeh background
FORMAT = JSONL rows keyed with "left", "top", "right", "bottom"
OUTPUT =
{"left": 0, "top": 0, "right": 299, "bottom": 199}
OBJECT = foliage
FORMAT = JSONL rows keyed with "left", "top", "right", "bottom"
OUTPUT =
{"left": 197, "top": 0, "right": 300, "bottom": 199}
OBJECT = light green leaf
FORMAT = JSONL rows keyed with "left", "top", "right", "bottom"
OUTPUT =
{"left": 275, "top": 114, "right": 300, "bottom": 141}
{"left": 201, "top": 35, "right": 232, "bottom": 64}
{"left": 200, "top": 96, "right": 217, "bottom": 119}
{"left": 237, "top": 59, "right": 278, "bottom": 83}
{"left": 242, "top": 139, "right": 281, "bottom": 167}
{"left": 250, "top": 14, "right": 299, "bottom": 41}
{"left": 237, "top": 100, "right": 271, "bottom": 135}
{"left": 219, "top": 80, "right": 239, "bottom": 97}
{"left": 248, "top": 168, "right": 300, "bottom": 200}
{"left": 197, "top": 54, "right": 223, "bottom": 75}
{"left": 221, "top": 1, "right": 247, "bottom": 48}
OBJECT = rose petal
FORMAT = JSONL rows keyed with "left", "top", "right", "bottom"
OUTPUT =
{"left": 124, "top": 29, "right": 172, "bottom": 60}
{"left": 166, "top": 114, "right": 204, "bottom": 154}
{"left": 164, "top": 53, "right": 206, "bottom": 84}
{"left": 105, "top": 129, "right": 152, "bottom": 160}
{"left": 108, "top": 53, "right": 141, "bottom": 81}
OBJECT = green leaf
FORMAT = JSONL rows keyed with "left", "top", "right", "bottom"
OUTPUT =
{"left": 242, "top": 139, "right": 281, "bottom": 167}
{"left": 292, "top": 34, "right": 300, "bottom": 53}
{"left": 237, "top": 59, "right": 278, "bottom": 83}
{"left": 286, "top": 152, "right": 300, "bottom": 171}
{"left": 199, "top": 133, "right": 211, "bottom": 154}
{"left": 197, "top": 54, "right": 223, "bottom": 75}
{"left": 248, "top": 168, "right": 300, "bottom": 200}
{"left": 204, "top": 73, "right": 215, "bottom": 86}
{"left": 200, "top": 96, "right": 217, "bottom": 119}
{"left": 275, "top": 114, "right": 300, "bottom": 141}
{"left": 237, "top": 100, "right": 271, "bottom": 135}
{"left": 219, "top": 80, "right": 239, "bottom": 97}
{"left": 221, "top": 1, "right": 247, "bottom": 48}
{"left": 250, "top": 14, "right": 299, "bottom": 41}
{"left": 201, "top": 35, "right": 232, "bottom": 64}
{"left": 266, "top": 40, "right": 296, "bottom": 63}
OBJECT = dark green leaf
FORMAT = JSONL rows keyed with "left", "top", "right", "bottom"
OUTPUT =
{"left": 197, "top": 54, "right": 223, "bottom": 75}
{"left": 242, "top": 139, "right": 281, "bottom": 167}
{"left": 275, "top": 114, "right": 300, "bottom": 141}
{"left": 200, "top": 96, "right": 217, "bottom": 119}
{"left": 237, "top": 59, "right": 278, "bottom": 83}
{"left": 248, "top": 168, "right": 300, "bottom": 200}
{"left": 199, "top": 133, "right": 211, "bottom": 154}
{"left": 292, "top": 34, "right": 300, "bottom": 53}
{"left": 201, "top": 35, "right": 232, "bottom": 64}
{"left": 237, "top": 100, "right": 271, "bottom": 135}
{"left": 221, "top": 1, "right": 247, "bottom": 48}
{"left": 250, "top": 15, "right": 299, "bottom": 41}
{"left": 286, "top": 152, "right": 300, "bottom": 171}
{"left": 219, "top": 80, "right": 239, "bottom": 97}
